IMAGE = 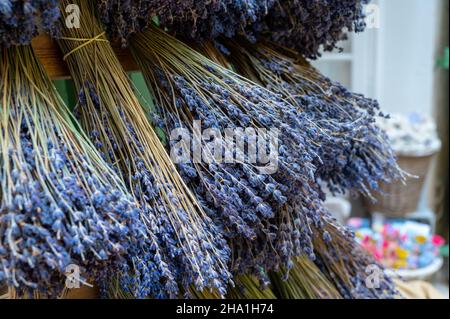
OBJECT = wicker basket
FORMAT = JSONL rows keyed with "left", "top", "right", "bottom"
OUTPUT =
{"left": 365, "top": 153, "right": 435, "bottom": 217}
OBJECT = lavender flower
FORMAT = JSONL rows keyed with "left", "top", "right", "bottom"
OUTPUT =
{"left": 131, "top": 27, "right": 400, "bottom": 299}
{"left": 97, "top": 0, "right": 274, "bottom": 46}
{"left": 0, "top": 45, "right": 149, "bottom": 298}
{"left": 222, "top": 39, "right": 404, "bottom": 198}
{"left": 131, "top": 26, "right": 332, "bottom": 279}
{"left": 97, "top": 0, "right": 370, "bottom": 59}
{"left": 58, "top": 0, "right": 231, "bottom": 298}
{"left": 0, "top": 0, "right": 61, "bottom": 48}
{"left": 195, "top": 40, "right": 402, "bottom": 298}
{"left": 97, "top": 0, "right": 155, "bottom": 46}
{"left": 257, "top": 0, "right": 370, "bottom": 59}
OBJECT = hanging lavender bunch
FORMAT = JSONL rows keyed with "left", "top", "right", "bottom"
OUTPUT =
{"left": 191, "top": 42, "right": 401, "bottom": 299}
{"left": 155, "top": 0, "right": 275, "bottom": 42}
{"left": 269, "top": 256, "right": 342, "bottom": 299}
{"left": 97, "top": 1, "right": 400, "bottom": 298}
{"left": 130, "top": 26, "right": 339, "bottom": 280}
{"left": 131, "top": 28, "right": 395, "bottom": 298}
{"left": 257, "top": 0, "right": 370, "bottom": 59}
{"left": 312, "top": 220, "right": 400, "bottom": 299}
{"left": 226, "top": 275, "right": 277, "bottom": 299}
{"left": 97, "top": 0, "right": 369, "bottom": 59}
{"left": 220, "top": 40, "right": 404, "bottom": 198}
{"left": 96, "top": 0, "right": 274, "bottom": 46}
{"left": 58, "top": 0, "right": 231, "bottom": 298}
{"left": 0, "top": 45, "right": 149, "bottom": 298}
{"left": 0, "top": 0, "right": 60, "bottom": 48}
{"left": 192, "top": 38, "right": 401, "bottom": 299}
{"left": 97, "top": 0, "right": 155, "bottom": 46}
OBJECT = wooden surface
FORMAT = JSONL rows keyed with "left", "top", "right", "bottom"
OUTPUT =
{"left": 395, "top": 279, "right": 446, "bottom": 299}
{"left": 31, "top": 35, "right": 139, "bottom": 79}
{"left": 65, "top": 286, "right": 100, "bottom": 299}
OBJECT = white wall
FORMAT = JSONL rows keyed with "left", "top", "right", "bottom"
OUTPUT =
{"left": 375, "top": 0, "right": 440, "bottom": 115}
{"left": 314, "top": 0, "right": 440, "bottom": 116}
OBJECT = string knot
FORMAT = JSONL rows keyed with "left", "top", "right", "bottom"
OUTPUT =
{"left": 60, "top": 32, "right": 109, "bottom": 61}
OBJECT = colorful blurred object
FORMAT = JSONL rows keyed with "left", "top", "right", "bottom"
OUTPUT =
{"left": 348, "top": 218, "right": 445, "bottom": 270}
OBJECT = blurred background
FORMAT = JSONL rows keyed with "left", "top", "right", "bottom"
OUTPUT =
{"left": 313, "top": 0, "right": 449, "bottom": 299}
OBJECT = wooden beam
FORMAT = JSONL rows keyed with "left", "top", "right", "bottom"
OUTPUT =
{"left": 31, "top": 35, "right": 139, "bottom": 80}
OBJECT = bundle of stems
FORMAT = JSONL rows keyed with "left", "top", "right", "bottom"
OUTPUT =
{"left": 57, "top": 0, "right": 231, "bottom": 298}
{"left": 269, "top": 256, "right": 341, "bottom": 299}
{"left": 188, "top": 276, "right": 277, "bottom": 299}
{"left": 130, "top": 25, "right": 335, "bottom": 282}
{"left": 188, "top": 287, "right": 222, "bottom": 299}
{"left": 0, "top": 285, "right": 7, "bottom": 298}
{"left": 0, "top": 45, "right": 146, "bottom": 298}
{"left": 226, "top": 275, "right": 277, "bottom": 299}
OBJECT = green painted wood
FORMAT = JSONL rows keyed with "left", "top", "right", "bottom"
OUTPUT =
{"left": 53, "top": 79, "right": 77, "bottom": 110}
{"left": 129, "top": 71, "right": 167, "bottom": 145}
{"left": 130, "top": 71, "right": 155, "bottom": 112}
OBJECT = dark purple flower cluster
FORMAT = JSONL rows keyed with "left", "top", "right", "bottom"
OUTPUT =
{"left": 195, "top": 39, "right": 401, "bottom": 299}
{"left": 224, "top": 40, "right": 403, "bottom": 198}
{"left": 97, "top": 0, "right": 155, "bottom": 46}
{"left": 253, "top": 0, "right": 370, "bottom": 59}
{"left": 0, "top": 46, "right": 148, "bottom": 298}
{"left": 97, "top": 0, "right": 370, "bottom": 59}
{"left": 96, "top": 0, "right": 274, "bottom": 46}
{"left": 193, "top": 40, "right": 401, "bottom": 298}
{"left": 156, "top": 0, "right": 274, "bottom": 42}
{"left": 0, "top": 0, "right": 60, "bottom": 48}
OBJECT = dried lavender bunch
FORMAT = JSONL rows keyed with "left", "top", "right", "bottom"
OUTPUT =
{"left": 132, "top": 31, "right": 395, "bottom": 298}
{"left": 221, "top": 40, "right": 404, "bottom": 198}
{"left": 194, "top": 42, "right": 401, "bottom": 299}
{"left": 58, "top": 0, "right": 231, "bottom": 298}
{"left": 226, "top": 275, "right": 277, "bottom": 299}
{"left": 189, "top": 274, "right": 276, "bottom": 299}
{"left": 97, "top": 0, "right": 155, "bottom": 46}
{"left": 0, "top": 45, "right": 148, "bottom": 298}
{"left": 312, "top": 222, "right": 400, "bottom": 299}
{"left": 97, "top": 0, "right": 369, "bottom": 59}
{"left": 0, "top": 0, "right": 60, "bottom": 48}
{"left": 269, "top": 256, "right": 342, "bottom": 299}
{"left": 155, "top": 0, "right": 274, "bottom": 43}
{"left": 96, "top": 0, "right": 274, "bottom": 46}
{"left": 257, "top": 0, "right": 370, "bottom": 59}
{"left": 131, "top": 26, "right": 337, "bottom": 280}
